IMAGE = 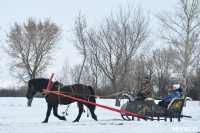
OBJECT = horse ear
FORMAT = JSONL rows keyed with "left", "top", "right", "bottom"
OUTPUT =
{"left": 54, "top": 81, "right": 64, "bottom": 88}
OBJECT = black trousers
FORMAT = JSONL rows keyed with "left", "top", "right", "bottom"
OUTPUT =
{"left": 136, "top": 97, "right": 146, "bottom": 101}
{"left": 158, "top": 100, "right": 170, "bottom": 108}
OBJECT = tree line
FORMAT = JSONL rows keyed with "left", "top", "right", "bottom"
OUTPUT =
{"left": 0, "top": 0, "right": 200, "bottom": 105}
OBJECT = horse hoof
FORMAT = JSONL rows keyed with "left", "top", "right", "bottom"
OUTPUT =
{"left": 62, "top": 117, "right": 67, "bottom": 121}
{"left": 73, "top": 120, "right": 79, "bottom": 122}
{"left": 93, "top": 116, "right": 98, "bottom": 121}
{"left": 42, "top": 121, "right": 48, "bottom": 123}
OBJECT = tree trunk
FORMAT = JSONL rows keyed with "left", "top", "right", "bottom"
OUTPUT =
{"left": 77, "top": 57, "right": 86, "bottom": 83}
{"left": 114, "top": 84, "right": 120, "bottom": 107}
{"left": 182, "top": 76, "right": 187, "bottom": 107}
{"left": 158, "top": 79, "right": 162, "bottom": 98}
{"left": 95, "top": 73, "right": 98, "bottom": 93}
{"left": 115, "top": 95, "right": 120, "bottom": 107}
{"left": 27, "top": 98, "right": 33, "bottom": 107}
{"left": 182, "top": 62, "right": 188, "bottom": 107}
{"left": 27, "top": 74, "right": 35, "bottom": 107}
{"left": 182, "top": 75, "right": 187, "bottom": 94}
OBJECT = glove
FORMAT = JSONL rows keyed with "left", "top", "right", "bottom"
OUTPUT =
{"left": 136, "top": 92, "right": 142, "bottom": 97}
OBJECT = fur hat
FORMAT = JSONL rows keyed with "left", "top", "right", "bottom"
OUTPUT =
{"left": 173, "top": 84, "right": 180, "bottom": 89}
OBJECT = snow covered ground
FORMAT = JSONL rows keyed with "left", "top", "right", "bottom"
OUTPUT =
{"left": 0, "top": 97, "right": 199, "bottom": 133}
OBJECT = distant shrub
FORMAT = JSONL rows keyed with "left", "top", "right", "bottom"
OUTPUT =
{"left": 0, "top": 86, "right": 27, "bottom": 97}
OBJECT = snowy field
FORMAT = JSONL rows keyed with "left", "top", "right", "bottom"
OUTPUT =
{"left": 0, "top": 97, "right": 200, "bottom": 133}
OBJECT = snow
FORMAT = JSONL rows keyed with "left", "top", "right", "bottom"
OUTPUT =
{"left": 0, "top": 98, "right": 200, "bottom": 133}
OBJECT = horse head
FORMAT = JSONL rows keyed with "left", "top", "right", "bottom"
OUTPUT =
{"left": 26, "top": 78, "right": 49, "bottom": 99}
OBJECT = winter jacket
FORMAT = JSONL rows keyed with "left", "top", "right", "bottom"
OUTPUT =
{"left": 165, "top": 91, "right": 183, "bottom": 102}
{"left": 164, "top": 90, "right": 176, "bottom": 102}
{"left": 139, "top": 81, "right": 153, "bottom": 98}
{"left": 175, "top": 92, "right": 183, "bottom": 98}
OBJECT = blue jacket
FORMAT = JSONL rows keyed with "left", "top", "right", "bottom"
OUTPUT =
{"left": 164, "top": 90, "right": 177, "bottom": 102}
{"left": 165, "top": 91, "right": 183, "bottom": 102}
{"left": 174, "top": 92, "right": 183, "bottom": 99}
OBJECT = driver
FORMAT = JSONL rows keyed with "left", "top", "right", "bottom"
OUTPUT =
{"left": 136, "top": 77, "right": 153, "bottom": 101}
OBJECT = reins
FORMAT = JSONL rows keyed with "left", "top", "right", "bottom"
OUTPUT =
{"left": 42, "top": 73, "right": 129, "bottom": 99}
{"left": 43, "top": 89, "right": 129, "bottom": 99}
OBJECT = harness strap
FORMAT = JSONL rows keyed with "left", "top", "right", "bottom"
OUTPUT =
{"left": 83, "top": 85, "right": 84, "bottom": 98}
{"left": 87, "top": 85, "right": 90, "bottom": 117}
{"left": 43, "top": 82, "right": 55, "bottom": 98}
{"left": 87, "top": 85, "right": 90, "bottom": 100}
{"left": 62, "top": 104, "right": 71, "bottom": 116}
{"left": 58, "top": 87, "right": 61, "bottom": 105}
{"left": 69, "top": 85, "right": 74, "bottom": 97}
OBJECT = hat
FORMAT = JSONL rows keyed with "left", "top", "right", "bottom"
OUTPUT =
{"left": 173, "top": 84, "right": 180, "bottom": 89}
{"left": 176, "top": 88, "right": 182, "bottom": 92}
{"left": 143, "top": 77, "right": 149, "bottom": 81}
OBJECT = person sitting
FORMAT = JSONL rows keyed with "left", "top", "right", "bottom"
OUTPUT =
{"left": 168, "top": 88, "right": 172, "bottom": 96}
{"left": 158, "top": 87, "right": 183, "bottom": 108}
{"left": 162, "top": 88, "right": 172, "bottom": 100}
{"left": 175, "top": 88, "right": 183, "bottom": 98}
{"left": 136, "top": 77, "right": 153, "bottom": 101}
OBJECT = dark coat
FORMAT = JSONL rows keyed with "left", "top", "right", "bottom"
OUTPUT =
{"left": 139, "top": 81, "right": 153, "bottom": 98}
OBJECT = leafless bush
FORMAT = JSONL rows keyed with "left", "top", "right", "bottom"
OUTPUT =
{"left": 0, "top": 86, "right": 27, "bottom": 97}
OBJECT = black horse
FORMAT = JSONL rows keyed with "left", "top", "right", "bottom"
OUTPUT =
{"left": 26, "top": 78, "right": 97, "bottom": 123}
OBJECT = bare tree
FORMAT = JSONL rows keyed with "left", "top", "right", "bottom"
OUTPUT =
{"left": 71, "top": 13, "right": 101, "bottom": 90}
{"left": 70, "top": 64, "right": 82, "bottom": 84}
{"left": 79, "top": 65, "right": 94, "bottom": 86}
{"left": 86, "top": 6, "right": 150, "bottom": 106}
{"left": 69, "top": 64, "right": 93, "bottom": 85}
{"left": 157, "top": 0, "right": 200, "bottom": 94}
{"left": 5, "top": 18, "right": 62, "bottom": 106}
{"left": 55, "top": 58, "right": 70, "bottom": 85}
{"left": 71, "top": 13, "right": 88, "bottom": 83}
{"left": 152, "top": 47, "right": 177, "bottom": 97}
{"left": 129, "top": 54, "right": 154, "bottom": 93}
{"left": 131, "top": 55, "right": 147, "bottom": 91}
{"left": 5, "top": 18, "right": 62, "bottom": 81}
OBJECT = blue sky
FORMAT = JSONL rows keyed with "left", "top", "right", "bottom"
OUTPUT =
{"left": 0, "top": 0, "right": 177, "bottom": 87}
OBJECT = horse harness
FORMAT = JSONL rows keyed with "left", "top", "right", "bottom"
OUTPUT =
{"left": 46, "top": 83, "right": 91, "bottom": 105}
{"left": 55, "top": 84, "right": 91, "bottom": 116}
{"left": 57, "top": 85, "right": 74, "bottom": 105}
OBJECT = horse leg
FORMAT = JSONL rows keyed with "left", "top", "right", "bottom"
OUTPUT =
{"left": 53, "top": 104, "right": 67, "bottom": 121}
{"left": 89, "top": 108, "right": 98, "bottom": 121}
{"left": 85, "top": 104, "right": 98, "bottom": 121}
{"left": 42, "top": 103, "right": 53, "bottom": 123}
{"left": 73, "top": 102, "right": 84, "bottom": 122}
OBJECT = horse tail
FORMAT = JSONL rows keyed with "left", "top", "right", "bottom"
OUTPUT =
{"left": 88, "top": 86, "right": 96, "bottom": 111}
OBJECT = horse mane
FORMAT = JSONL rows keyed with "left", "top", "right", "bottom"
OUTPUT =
{"left": 53, "top": 81, "right": 64, "bottom": 88}
{"left": 28, "top": 78, "right": 50, "bottom": 92}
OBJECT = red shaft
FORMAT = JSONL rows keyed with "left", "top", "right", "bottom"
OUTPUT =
{"left": 43, "top": 89, "right": 153, "bottom": 120}
{"left": 46, "top": 73, "right": 54, "bottom": 90}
